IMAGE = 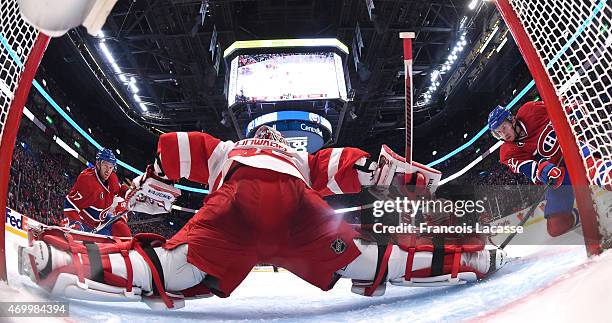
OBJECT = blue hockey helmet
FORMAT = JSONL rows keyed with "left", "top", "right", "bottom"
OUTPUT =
{"left": 96, "top": 148, "right": 117, "bottom": 166}
{"left": 487, "top": 105, "right": 511, "bottom": 131}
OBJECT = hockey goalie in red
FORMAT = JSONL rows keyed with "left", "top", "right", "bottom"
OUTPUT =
{"left": 18, "top": 126, "right": 507, "bottom": 310}
{"left": 488, "top": 101, "right": 612, "bottom": 237}
{"left": 61, "top": 148, "right": 132, "bottom": 237}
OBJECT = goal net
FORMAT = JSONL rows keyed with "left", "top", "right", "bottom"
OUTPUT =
{"left": 496, "top": 0, "right": 612, "bottom": 254}
{"left": 0, "top": 0, "right": 49, "bottom": 280}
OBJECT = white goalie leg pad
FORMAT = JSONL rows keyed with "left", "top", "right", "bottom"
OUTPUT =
{"left": 337, "top": 239, "right": 493, "bottom": 294}
{"left": 23, "top": 239, "right": 206, "bottom": 306}
{"left": 154, "top": 244, "right": 207, "bottom": 292}
{"left": 57, "top": 243, "right": 207, "bottom": 293}
{"left": 336, "top": 239, "right": 433, "bottom": 281}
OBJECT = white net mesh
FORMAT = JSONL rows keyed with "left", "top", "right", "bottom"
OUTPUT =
{"left": 0, "top": 0, "right": 38, "bottom": 142}
{"left": 508, "top": 0, "right": 612, "bottom": 241}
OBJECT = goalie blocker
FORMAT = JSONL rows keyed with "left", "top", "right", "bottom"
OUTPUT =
{"left": 126, "top": 164, "right": 181, "bottom": 215}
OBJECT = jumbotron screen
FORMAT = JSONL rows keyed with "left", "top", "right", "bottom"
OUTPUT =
{"left": 227, "top": 52, "right": 348, "bottom": 106}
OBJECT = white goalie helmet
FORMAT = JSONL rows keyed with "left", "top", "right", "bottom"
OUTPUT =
{"left": 253, "top": 125, "right": 289, "bottom": 146}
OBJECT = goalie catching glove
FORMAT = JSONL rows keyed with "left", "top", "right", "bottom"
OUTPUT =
{"left": 356, "top": 144, "right": 442, "bottom": 193}
{"left": 127, "top": 164, "right": 181, "bottom": 215}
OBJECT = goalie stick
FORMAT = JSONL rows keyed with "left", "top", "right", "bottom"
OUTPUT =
{"left": 400, "top": 31, "right": 415, "bottom": 183}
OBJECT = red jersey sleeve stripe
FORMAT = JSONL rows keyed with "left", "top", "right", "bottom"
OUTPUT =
{"left": 334, "top": 148, "right": 368, "bottom": 194}
{"left": 158, "top": 133, "right": 181, "bottom": 180}
{"left": 158, "top": 132, "right": 222, "bottom": 184}
{"left": 177, "top": 132, "right": 192, "bottom": 179}
{"left": 326, "top": 148, "right": 344, "bottom": 194}
{"left": 186, "top": 132, "right": 219, "bottom": 184}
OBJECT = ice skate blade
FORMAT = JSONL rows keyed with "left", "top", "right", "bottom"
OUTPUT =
{"left": 390, "top": 272, "right": 477, "bottom": 287}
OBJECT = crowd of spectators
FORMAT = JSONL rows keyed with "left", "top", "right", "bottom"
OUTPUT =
{"left": 460, "top": 158, "right": 542, "bottom": 221}
{"left": 8, "top": 140, "right": 76, "bottom": 226}
{"left": 7, "top": 135, "right": 199, "bottom": 238}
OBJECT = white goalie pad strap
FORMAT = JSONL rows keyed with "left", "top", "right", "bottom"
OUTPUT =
{"left": 127, "top": 178, "right": 181, "bottom": 214}
{"left": 339, "top": 239, "right": 487, "bottom": 295}
{"left": 17, "top": 0, "right": 118, "bottom": 37}
{"left": 337, "top": 239, "right": 432, "bottom": 281}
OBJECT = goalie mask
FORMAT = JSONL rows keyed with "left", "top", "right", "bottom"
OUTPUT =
{"left": 253, "top": 125, "right": 289, "bottom": 146}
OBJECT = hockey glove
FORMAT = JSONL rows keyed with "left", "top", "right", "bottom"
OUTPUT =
{"left": 127, "top": 165, "right": 181, "bottom": 214}
{"left": 537, "top": 160, "right": 565, "bottom": 189}
{"left": 99, "top": 196, "right": 130, "bottom": 224}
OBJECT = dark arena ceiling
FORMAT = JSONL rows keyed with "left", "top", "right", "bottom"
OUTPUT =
{"left": 41, "top": 0, "right": 529, "bottom": 163}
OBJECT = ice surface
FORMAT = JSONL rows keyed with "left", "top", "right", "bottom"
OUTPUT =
{"left": 3, "top": 218, "right": 610, "bottom": 322}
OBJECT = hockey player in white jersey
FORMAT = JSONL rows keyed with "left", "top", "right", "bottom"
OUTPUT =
{"left": 18, "top": 126, "right": 507, "bottom": 309}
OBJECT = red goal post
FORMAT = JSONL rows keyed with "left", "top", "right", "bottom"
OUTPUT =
{"left": 495, "top": 0, "right": 611, "bottom": 255}
{"left": 0, "top": 0, "right": 50, "bottom": 280}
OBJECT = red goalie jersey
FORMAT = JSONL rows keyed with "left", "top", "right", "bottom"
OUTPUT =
{"left": 156, "top": 132, "right": 369, "bottom": 196}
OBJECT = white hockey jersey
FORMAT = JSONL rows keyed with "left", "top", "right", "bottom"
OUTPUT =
{"left": 156, "top": 132, "right": 370, "bottom": 196}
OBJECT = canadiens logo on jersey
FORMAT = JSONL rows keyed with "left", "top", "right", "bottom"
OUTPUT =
{"left": 99, "top": 208, "right": 111, "bottom": 221}
{"left": 537, "top": 122, "right": 560, "bottom": 158}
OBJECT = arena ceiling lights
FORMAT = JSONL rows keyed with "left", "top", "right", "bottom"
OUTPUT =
{"left": 97, "top": 31, "right": 148, "bottom": 113}
{"left": 418, "top": 0, "right": 489, "bottom": 107}
{"left": 420, "top": 32, "right": 467, "bottom": 106}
